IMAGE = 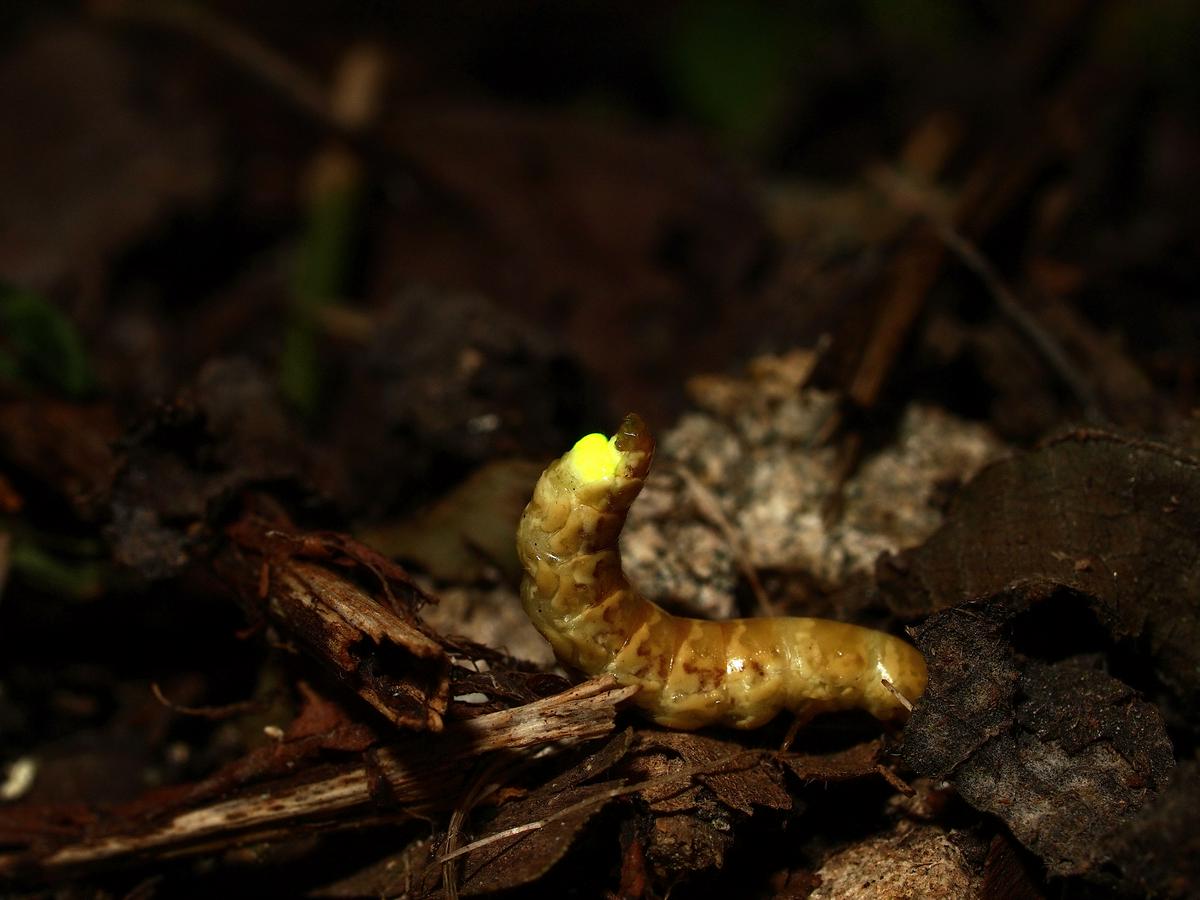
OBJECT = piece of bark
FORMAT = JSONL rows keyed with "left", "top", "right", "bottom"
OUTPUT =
{"left": 631, "top": 732, "right": 792, "bottom": 817}
{"left": 216, "top": 518, "right": 449, "bottom": 732}
{"left": 781, "top": 739, "right": 884, "bottom": 784}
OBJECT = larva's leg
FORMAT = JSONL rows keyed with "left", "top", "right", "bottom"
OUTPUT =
{"left": 779, "top": 705, "right": 819, "bottom": 753}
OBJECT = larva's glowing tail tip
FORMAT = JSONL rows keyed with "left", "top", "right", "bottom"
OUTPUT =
{"left": 568, "top": 431, "right": 622, "bottom": 483}
{"left": 566, "top": 414, "right": 653, "bottom": 482}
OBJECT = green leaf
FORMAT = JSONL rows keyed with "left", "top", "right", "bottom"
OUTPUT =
{"left": 0, "top": 284, "right": 96, "bottom": 397}
{"left": 666, "top": 0, "right": 795, "bottom": 147}
{"left": 281, "top": 175, "right": 362, "bottom": 416}
{"left": 7, "top": 535, "right": 106, "bottom": 600}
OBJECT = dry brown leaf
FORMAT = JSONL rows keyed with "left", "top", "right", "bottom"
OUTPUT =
{"left": 878, "top": 431, "right": 1200, "bottom": 713}
{"left": 901, "top": 584, "right": 1174, "bottom": 879}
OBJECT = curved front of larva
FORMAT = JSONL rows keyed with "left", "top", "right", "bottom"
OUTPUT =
{"left": 517, "top": 414, "right": 928, "bottom": 730}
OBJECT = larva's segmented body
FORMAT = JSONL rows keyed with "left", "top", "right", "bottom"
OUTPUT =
{"left": 517, "top": 414, "right": 928, "bottom": 730}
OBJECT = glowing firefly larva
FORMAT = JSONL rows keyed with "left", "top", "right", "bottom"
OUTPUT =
{"left": 516, "top": 414, "right": 927, "bottom": 730}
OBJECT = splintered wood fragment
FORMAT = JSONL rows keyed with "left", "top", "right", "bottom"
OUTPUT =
{"left": 216, "top": 542, "right": 450, "bottom": 731}
{"left": 3, "top": 677, "right": 635, "bottom": 876}
{"left": 271, "top": 560, "right": 448, "bottom": 729}
{"left": 443, "top": 675, "right": 638, "bottom": 754}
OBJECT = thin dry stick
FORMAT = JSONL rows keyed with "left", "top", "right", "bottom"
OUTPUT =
{"left": 674, "top": 465, "right": 776, "bottom": 617}
{"left": 442, "top": 755, "right": 514, "bottom": 900}
{"left": 150, "top": 683, "right": 265, "bottom": 720}
{"left": 870, "top": 166, "right": 1103, "bottom": 420}
{"left": 931, "top": 221, "right": 1103, "bottom": 421}
{"left": 436, "top": 750, "right": 762, "bottom": 865}
{"left": 92, "top": 0, "right": 338, "bottom": 129}
{"left": 439, "top": 747, "right": 555, "bottom": 900}
{"left": 880, "top": 676, "right": 914, "bottom": 714}
{"left": 778, "top": 706, "right": 818, "bottom": 755}
{"left": 875, "top": 763, "right": 916, "bottom": 796}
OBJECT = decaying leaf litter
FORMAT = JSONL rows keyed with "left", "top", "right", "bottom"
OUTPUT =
{"left": 2, "top": 3, "right": 1199, "bottom": 898}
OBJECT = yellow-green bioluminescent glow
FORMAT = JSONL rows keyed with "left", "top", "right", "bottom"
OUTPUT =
{"left": 566, "top": 432, "right": 621, "bottom": 482}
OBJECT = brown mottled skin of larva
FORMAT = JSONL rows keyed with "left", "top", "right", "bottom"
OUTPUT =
{"left": 517, "top": 414, "right": 929, "bottom": 730}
